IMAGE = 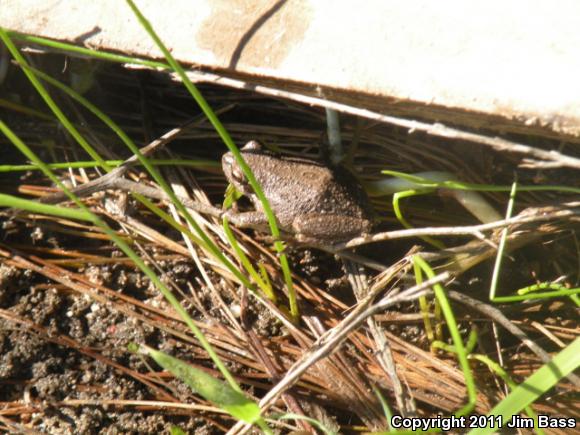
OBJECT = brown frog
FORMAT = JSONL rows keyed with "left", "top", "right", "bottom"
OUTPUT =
{"left": 222, "top": 141, "right": 374, "bottom": 245}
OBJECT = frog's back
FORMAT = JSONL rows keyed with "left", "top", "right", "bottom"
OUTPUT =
{"left": 247, "top": 152, "right": 374, "bottom": 226}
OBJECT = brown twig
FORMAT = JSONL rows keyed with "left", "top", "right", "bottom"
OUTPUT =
{"left": 169, "top": 68, "right": 580, "bottom": 170}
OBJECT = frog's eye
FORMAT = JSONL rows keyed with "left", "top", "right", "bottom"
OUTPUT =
{"left": 242, "top": 140, "right": 263, "bottom": 151}
{"left": 231, "top": 166, "right": 245, "bottom": 183}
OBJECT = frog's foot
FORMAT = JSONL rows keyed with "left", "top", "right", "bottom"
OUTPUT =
{"left": 257, "top": 232, "right": 294, "bottom": 246}
{"left": 294, "top": 233, "right": 327, "bottom": 247}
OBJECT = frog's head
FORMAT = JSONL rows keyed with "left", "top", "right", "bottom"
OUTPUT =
{"left": 222, "top": 140, "right": 264, "bottom": 195}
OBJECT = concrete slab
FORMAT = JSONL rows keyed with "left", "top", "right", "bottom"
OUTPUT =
{"left": 2, "top": 0, "right": 580, "bottom": 138}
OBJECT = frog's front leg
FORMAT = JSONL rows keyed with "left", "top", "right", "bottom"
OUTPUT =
{"left": 222, "top": 209, "right": 271, "bottom": 230}
{"left": 292, "top": 214, "right": 372, "bottom": 245}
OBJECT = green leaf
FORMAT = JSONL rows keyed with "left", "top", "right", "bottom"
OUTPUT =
{"left": 145, "top": 346, "right": 261, "bottom": 424}
{"left": 0, "top": 192, "right": 94, "bottom": 222}
{"left": 223, "top": 183, "right": 243, "bottom": 209}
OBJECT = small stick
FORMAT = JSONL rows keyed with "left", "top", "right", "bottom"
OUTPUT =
{"left": 169, "top": 68, "right": 580, "bottom": 170}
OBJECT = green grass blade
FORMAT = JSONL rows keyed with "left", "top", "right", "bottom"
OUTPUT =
{"left": 0, "top": 97, "right": 52, "bottom": 120}
{"left": 381, "top": 170, "right": 580, "bottom": 195}
{"left": 393, "top": 190, "right": 445, "bottom": 249}
{"left": 0, "top": 27, "right": 111, "bottom": 171}
{"left": 222, "top": 218, "right": 277, "bottom": 302}
{"left": 141, "top": 345, "right": 263, "bottom": 425}
{"left": 373, "top": 386, "right": 395, "bottom": 431}
{"left": 490, "top": 288, "right": 580, "bottom": 303}
{"left": 413, "top": 255, "right": 476, "bottom": 416}
{"left": 469, "top": 354, "right": 543, "bottom": 434}
{"left": 0, "top": 119, "right": 243, "bottom": 396}
{"left": 16, "top": 60, "right": 250, "bottom": 288}
{"left": 0, "top": 193, "right": 93, "bottom": 222}
{"left": 414, "top": 259, "right": 435, "bottom": 342}
{"left": 467, "top": 337, "right": 580, "bottom": 435}
{"left": 124, "top": 0, "right": 298, "bottom": 319}
{"left": 489, "top": 181, "right": 517, "bottom": 301}
{"left": 7, "top": 31, "right": 169, "bottom": 70}
{"left": 0, "top": 158, "right": 218, "bottom": 173}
